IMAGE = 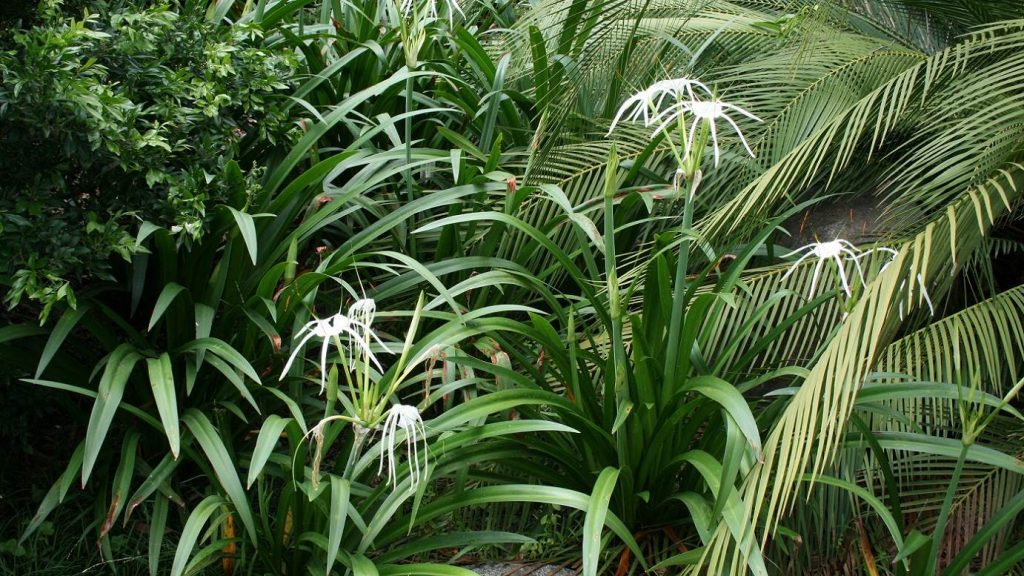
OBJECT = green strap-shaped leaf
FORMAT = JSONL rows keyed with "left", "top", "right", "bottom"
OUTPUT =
{"left": 169, "top": 495, "right": 226, "bottom": 576}
{"left": 260, "top": 68, "right": 432, "bottom": 203}
{"left": 194, "top": 303, "right": 215, "bottom": 368}
{"left": 135, "top": 221, "right": 162, "bottom": 245}
{"left": 266, "top": 387, "right": 308, "bottom": 434}
{"left": 147, "top": 353, "right": 179, "bottom": 458}
{"left": 242, "top": 307, "right": 280, "bottom": 350}
{"left": 352, "top": 554, "right": 379, "bottom": 576}
{"left": 204, "top": 353, "right": 260, "bottom": 414}
{"left": 583, "top": 467, "right": 619, "bottom": 576}
{"left": 672, "top": 492, "right": 713, "bottom": 543}
{"left": 801, "top": 474, "right": 906, "bottom": 561}
{"left": 23, "top": 378, "right": 161, "bottom": 429}
{"left": 850, "top": 432, "right": 1024, "bottom": 474}
{"left": 83, "top": 344, "right": 143, "bottom": 486}
{"left": 857, "top": 381, "right": 1024, "bottom": 419}
{"left": 375, "top": 485, "right": 645, "bottom": 570}
{"left": 378, "top": 565, "right": 479, "bottom": 576}
{"left": 149, "top": 283, "right": 187, "bottom": 331}
{"left": 206, "top": 0, "right": 235, "bottom": 22}
{"left": 148, "top": 495, "right": 169, "bottom": 576}
{"left": 687, "top": 376, "right": 762, "bottom": 458}
{"left": 36, "top": 303, "right": 91, "bottom": 378}
{"left": 177, "top": 338, "right": 261, "bottom": 384}
{"left": 376, "top": 532, "right": 535, "bottom": 565}
{"left": 101, "top": 431, "right": 140, "bottom": 539}
{"left": 126, "top": 450, "right": 184, "bottom": 522}
{"left": 227, "top": 207, "right": 259, "bottom": 265}
{"left": 20, "top": 442, "right": 83, "bottom": 544}
{"left": 182, "top": 410, "right": 257, "bottom": 546}
{"left": 679, "top": 450, "right": 768, "bottom": 576}
{"left": 650, "top": 547, "right": 706, "bottom": 571}
{"left": 247, "top": 415, "right": 291, "bottom": 488}
{"left": 327, "top": 475, "right": 351, "bottom": 576}
{"left": 714, "top": 418, "right": 745, "bottom": 520}
{"left": 0, "top": 323, "right": 47, "bottom": 344}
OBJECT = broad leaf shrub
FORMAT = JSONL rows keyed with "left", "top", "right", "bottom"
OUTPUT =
{"left": 0, "top": 0, "right": 296, "bottom": 320}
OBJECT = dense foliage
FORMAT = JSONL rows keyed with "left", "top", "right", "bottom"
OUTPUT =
{"left": 2, "top": 0, "right": 1024, "bottom": 575}
{"left": 0, "top": 0, "right": 296, "bottom": 319}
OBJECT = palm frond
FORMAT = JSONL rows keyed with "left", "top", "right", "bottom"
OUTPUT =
{"left": 879, "top": 283, "right": 1024, "bottom": 397}
{"left": 698, "top": 20, "right": 1024, "bottom": 245}
{"left": 698, "top": 158, "right": 1024, "bottom": 575}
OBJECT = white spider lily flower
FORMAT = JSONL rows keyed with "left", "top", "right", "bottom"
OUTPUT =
{"left": 607, "top": 77, "right": 712, "bottom": 135}
{"left": 400, "top": 0, "right": 463, "bottom": 21}
{"left": 348, "top": 297, "right": 376, "bottom": 327}
{"left": 780, "top": 239, "right": 870, "bottom": 298}
{"left": 378, "top": 404, "right": 429, "bottom": 488}
{"left": 681, "top": 99, "right": 761, "bottom": 167}
{"left": 344, "top": 298, "right": 388, "bottom": 366}
{"left": 279, "top": 299, "right": 390, "bottom": 394}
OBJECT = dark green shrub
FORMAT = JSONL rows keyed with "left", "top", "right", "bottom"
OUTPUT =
{"left": 0, "top": 0, "right": 296, "bottom": 320}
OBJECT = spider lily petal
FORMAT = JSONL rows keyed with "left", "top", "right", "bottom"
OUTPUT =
{"left": 781, "top": 239, "right": 869, "bottom": 298}
{"left": 348, "top": 298, "right": 376, "bottom": 327}
{"left": 688, "top": 99, "right": 762, "bottom": 166}
{"left": 607, "top": 77, "right": 712, "bottom": 135}
{"left": 280, "top": 324, "right": 322, "bottom": 379}
{"left": 279, "top": 299, "right": 390, "bottom": 393}
{"left": 402, "top": 0, "right": 463, "bottom": 21}
{"left": 378, "top": 404, "right": 429, "bottom": 488}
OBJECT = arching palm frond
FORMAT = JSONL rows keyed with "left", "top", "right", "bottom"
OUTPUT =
{"left": 698, "top": 20, "right": 1024, "bottom": 246}
{"left": 694, "top": 262, "right": 844, "bottom": 377}
{"left": 763, "top": 284, "right": 1024, "bottom": 572}
{"left": 698, "top": 158, "right": 1024, "bottom": 575}
{"left": 711, "top": 35, "right": 925, "bottom": 166}
{"left": 864, "top": 0, "right": 1024, "bottom": 45}
{"left": 880, "top": 283, "right": 1024, "bottom": 397}
{"left": 503, "top": 0, "right": 810, "bottom": 154}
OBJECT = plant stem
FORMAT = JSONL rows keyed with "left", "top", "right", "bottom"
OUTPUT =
{"left": 663, "top": 174, "right": 696, "bottom": 394}
{"left": 604, "top": 148, "right": 625, "bottom": 402}
{"left": 343, "top": 425, "right": 369, "bottom": 481}
{"left": 404, "top": 72, "right": 417, "bottom": 254}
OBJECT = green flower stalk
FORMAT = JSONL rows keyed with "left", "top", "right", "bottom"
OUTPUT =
{"left": 607, "top": 76, "right": 761, "bottom": 392}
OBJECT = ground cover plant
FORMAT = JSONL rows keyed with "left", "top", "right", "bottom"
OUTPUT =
{"left": 2, "top": 0, "right": 1024, "bottom": 575}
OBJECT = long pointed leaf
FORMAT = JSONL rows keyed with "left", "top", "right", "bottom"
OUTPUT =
{"left": 83, "top": 344, "right": 142, "bottom": 486}
{"left": 182, "top": 410, "right": 257, "bottom": 545}
{"left": 147, "top": 353, "right": 180, "bottom": 458}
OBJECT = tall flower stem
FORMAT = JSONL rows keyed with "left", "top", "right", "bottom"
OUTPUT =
{"left": 603, "top": 147, "right": 627, "bottom": 409}
{"left": 404, "top": 72, "right": 417, "bottom": 253}
{"left": 662, "top": 175, "right": 696, "bottom": 394}
{"left": 663, "top": 114, "right": 701, "bottom": 395}
{"left": 343, "top": 424, "right": 369, "bottom": 481}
